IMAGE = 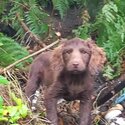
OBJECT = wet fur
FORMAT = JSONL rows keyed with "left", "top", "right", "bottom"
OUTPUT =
{"left": 25, "top": 38, "right": 106, "bottom": 125}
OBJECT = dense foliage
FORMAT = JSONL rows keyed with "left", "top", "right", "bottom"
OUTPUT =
{"left": 0, "top": 75, "right": 28, "bottom": 125}
{"left": 74, "top": 0, "right": 125, "bottom": 79}
{"left": 0, "top": 33, "right": 32, "bottom": 68}
{"left": 1, "top": 0, "right": 49, "bottom": 40}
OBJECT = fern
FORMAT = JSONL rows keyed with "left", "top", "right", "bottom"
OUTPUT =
{"left": 93, "top": 1, "right": 125, "bottom": 78}
{"left": 0, "top": 0, "right": 8, "bottom": 16}
{"left": 73, "top": 23, "right": 91, "bottom": 39}
{"left": 73, "top": 1, "right": 125, "bottom": 79}
{"left": 52, "top": 0, "right": 70, "bottom": 19}
{"left": 52, "top": 0, "right": 86, "bottom": 19}
{"left": 0, "top": 33, "right": 32, "bottom": 68}
{"left": 25, "top": 6, "right": 48, "bottom": 37}
{"left": 102, "top": 1, "right": 118, "bottom": 23}
{"left": 1, "top": 0, "right": 49, "bottom": 40}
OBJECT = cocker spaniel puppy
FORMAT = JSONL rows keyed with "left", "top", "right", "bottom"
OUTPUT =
{"left": 25, "top": 38, "right": 106, "bottom": 125}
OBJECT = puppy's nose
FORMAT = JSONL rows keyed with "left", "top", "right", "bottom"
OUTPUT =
{"left": 73, "top": 63, "right": 79, "bottom": 68}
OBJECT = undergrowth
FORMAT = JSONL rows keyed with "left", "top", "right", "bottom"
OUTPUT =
{"left": 40, "top": 0, "right": 86, "bottom": 19}
{"left": 73, "top": 1, "right": 125, "bottom": 79}
{"left": 0, "top": 33, "right": 32, "bottom": 68}
{"left": 0, "top": 75, "right": 29, "bottom": 125}
{"left": 1, "top": 0, "right": 49, "bottom": 40}
{"left": 0, "top": 71, "right": 47, "bottom": 125}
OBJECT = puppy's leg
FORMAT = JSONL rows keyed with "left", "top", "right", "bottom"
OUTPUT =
{"left": 25, "top": 60, "right": 44, "bottom": 100}
{"left": 44, "top": 98, "right": 58, "bottom": 125}
{"left": 79, "top": 96, "right": 92, "bottom": 125}
{"left": 44, "top": 83, "right": 62, "bottom": 125}
{"left": 25, "top": 74, "right": 41, "bottom": 100}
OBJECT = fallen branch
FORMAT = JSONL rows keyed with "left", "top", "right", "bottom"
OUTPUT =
{"left": 93, "top": 86, "right": 108, "bottom": 109}
{"left": 92, "top": 74, "right": 125, "bottom": 114}
{"left": 16, "top": 13, "right": 46, "bottom": 48}
{"left": 2, "top": 39, "right": 60, "bottom": 73}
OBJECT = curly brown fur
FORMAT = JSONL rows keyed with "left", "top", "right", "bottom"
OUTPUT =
{"left": 25, "top": 38, "right": 106, "bottom": 125}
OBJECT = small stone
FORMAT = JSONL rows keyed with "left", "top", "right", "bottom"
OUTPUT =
{"left": 105, "top": 110, "right": 122, "bottom": 120}
{"left": 110, "top": 104, "right": 124, "bottom": 111}
{"left": 31, "top": 106, "right": 36, "bottom": 111}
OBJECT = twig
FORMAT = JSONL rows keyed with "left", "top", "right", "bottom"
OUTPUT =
{"left": 16, "top": 13, "right": 46, "bottom": 47}
{"left": 92, "top": 92, "right": 120, "bottom": 116}
{"left": 2, "top": 39, "right": 60, "bottom": 73}
{"left": 93, "top": 86, "right": 108, "bottom": 109}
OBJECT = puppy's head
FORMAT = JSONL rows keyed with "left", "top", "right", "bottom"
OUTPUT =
{"left": 61, "top": 38, "right": 91, "bottom": 74}
{"left": 52, "top": 38, "right": 106, "bottom": 75}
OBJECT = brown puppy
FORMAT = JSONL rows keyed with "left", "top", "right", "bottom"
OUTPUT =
{"left": 25, "top": 38, "right": 106, "bottom": 125}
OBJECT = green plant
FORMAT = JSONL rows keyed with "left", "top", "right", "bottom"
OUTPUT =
{"left": 74, "top": 1, "right": 125, "bottom": 79}
{"left": 0, "top": 75, "right": 29, "bottom": 125}
{"left": 73, "top": 23, "right": 91, "bottom": 39}
{"left": 52, "top": 0, "right": 86, "bottom": 19}
{"left": 85, "top": 0, "right": 104, "bottom": 21}
{"left": 1, "top": 0, "right": 49, "bottom": 40}
{"left": 93, "top": 1, "right": 125, "bottom": 78}
{"left": 52, "top": 0, "right": 70, "bottom": 19}
{"left": 0, "top": 75, "right": 9, "bottom": 85}
{"left": 0, "top": 0, "right": 8, "bottom": 16}
{"left": 0, "top": 92, "right": 28, "bottom": 124}
{"left": 0, "top": 33, "right": 32, "bottom": 67}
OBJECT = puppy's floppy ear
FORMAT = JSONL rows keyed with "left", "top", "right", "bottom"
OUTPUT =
{"left": 87, "top": 40, "right": 107, "bottom": 75}
{"left": 51, "top": 40, "right": 66, "bottom": 72}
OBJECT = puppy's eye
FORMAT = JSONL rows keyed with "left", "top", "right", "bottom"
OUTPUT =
{"left": 79, "top": 49, "right": 86, "bottom": 54}
{"left": 64, "top": 49, "right": 73, "bottom": 54}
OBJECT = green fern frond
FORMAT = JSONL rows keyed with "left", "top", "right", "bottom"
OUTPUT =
{"left": 52, "top": 0, "right": 86, "bottom": 19}
{"left": 52, "top": 0, "right": 70, "bottom": 19}
{"left": 73, "top": 1, "right": 125, "bottom": 79}
{"left": 1, "top": 0, "right": 49, "bottom": 40}
{"left": 102, "top": 1, "right": 118, "bottom": 22}
{"left": 0, "top": 34, "right": 32, "bottom": 68}
{"left": 0, "top": 0, "right": 8, "bottom": 15}
{"left": 25, "top": 6, "right": 49, "bottom": 37}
